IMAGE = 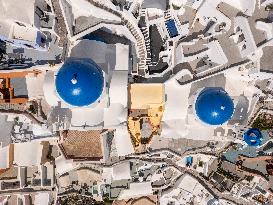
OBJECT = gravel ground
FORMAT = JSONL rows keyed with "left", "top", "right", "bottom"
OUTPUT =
{"left": 51, "top": 0, "right": 68, "bottom": 47}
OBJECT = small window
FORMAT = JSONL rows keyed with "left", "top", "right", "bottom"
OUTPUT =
{"left": 15, "top": 22, "right": 26, "bottom": 27}
{"left": 24, "top": 44, "right": 34, "bottom": 48}
{"left": 40, "top": 37, "right": 46, "bottom": 44}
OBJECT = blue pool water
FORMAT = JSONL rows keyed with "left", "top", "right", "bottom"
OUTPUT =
{"left": 165, "top": 19, "right": 179, "bottom": 38}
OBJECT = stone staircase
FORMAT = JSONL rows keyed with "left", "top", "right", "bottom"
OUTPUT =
{"left": 122, "top": 16, "right": 147, "bottom": 74}
{"left": 87, "top": 0, "right": 148, "bottom": 76}
{"left": 139, "top": 10, "right": 152, "bottom": 66}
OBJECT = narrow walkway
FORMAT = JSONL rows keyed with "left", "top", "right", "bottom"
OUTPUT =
{"left": 51, "top": 0, "right": 68, "bottom": 47}
{"left": 0, "top": 109, "right": 44, "bottom": 125}
{"left": 86, "top": 0, "right": 148, "bottom": 76}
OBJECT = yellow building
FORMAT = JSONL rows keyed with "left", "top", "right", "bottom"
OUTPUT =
{"left": 128, "top": 84, "right": 165, "bottom": 149}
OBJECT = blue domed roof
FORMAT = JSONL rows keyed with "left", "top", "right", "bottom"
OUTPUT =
{"left": 195, "top": 88, "right": 234, "bottom": 125}
{"left": 243, "top": 128, "right": 262, "bottom": 146}
{"left": 56, "top": 59, "right": 104, "bottom": 107}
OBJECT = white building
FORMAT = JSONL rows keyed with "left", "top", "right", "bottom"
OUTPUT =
{"left": 160, "top": 174, "right": 216, "bottom": 205}
{"left": 160, "top": 60, "right": 270, "bottom": 142}
{"left": 13, "top": 141, "right": 44, "bottom": 167}
{"left": 102, "top": 161, "right": 131, "bottom": 183}
{"left": 0, "top": 0, "right": 53, "bottom": 50}
{"left": 118, "top": 182, "right": 153, "bottom": 200}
